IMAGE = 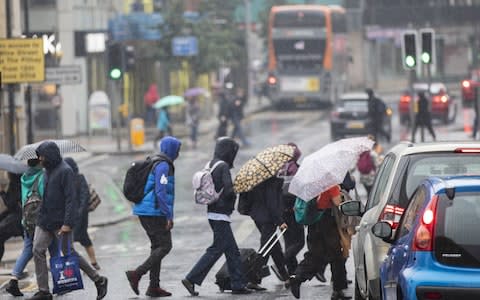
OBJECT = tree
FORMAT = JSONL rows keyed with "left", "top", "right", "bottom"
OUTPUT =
{"left": 257, "top": 0, "right": 288, "bottom": 48}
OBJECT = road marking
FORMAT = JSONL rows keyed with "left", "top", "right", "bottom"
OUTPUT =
{"left": 78, "top": 154, "right": 109, "bottom": 168}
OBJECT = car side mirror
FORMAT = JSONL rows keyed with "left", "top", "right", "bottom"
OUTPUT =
{"left": 372, "top": 221, "right": 393, "bottom": 242}
{"left": 340, "top": 200, "right": 363, "bottom": 216}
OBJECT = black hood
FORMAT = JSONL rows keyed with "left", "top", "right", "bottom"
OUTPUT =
{"left": 64, "top": 157, "right": 78, "bottom": 174}
{"left": 36, "top": 141, "right": 62, "bottom": 170}
{"left": 213, "top": 137, "right": 239, "bottom": 168}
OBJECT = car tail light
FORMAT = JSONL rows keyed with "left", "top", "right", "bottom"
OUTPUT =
{"left": 454, "top": 148, "right": 480, "bottom": 153}
{"left": 462, "top": 80, "right": 471, "bottom": 89}
{"left": 423, "top": 291, "right": 443, "bottom": 299}
{"left": 432, "top": 95, "right": 448, "bottom": 103}
{"left": 413, "top": 195, "right": 439, "bottom": 251}
{"left": 379, "top": 204, "right": 405, "bottom": 229}
{"left": 400, "top": 95, "right": 411, "bottom": 103}
{"left": 268, "top": 76, "right": 277, "bottom": 85}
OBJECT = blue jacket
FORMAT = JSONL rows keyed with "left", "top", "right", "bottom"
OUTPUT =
{"left": 35, "top": 141, "right": 76, "bottom": 231}
{"left": 133, "top": 136, "right": 181, "bottom": 220}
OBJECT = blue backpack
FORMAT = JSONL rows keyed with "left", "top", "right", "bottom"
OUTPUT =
{"left": 294, "top": 197, "right": 324, "bottom": 225}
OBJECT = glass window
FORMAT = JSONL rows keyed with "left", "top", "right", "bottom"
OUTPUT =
{"left": 341, "top": 100, "right": 369, "bottom": 111}
{"left": 397, "top": 186, "right": 427, "bottom": 238}
{"left": 366, "top": 154, "right": 395, "bottom": 211}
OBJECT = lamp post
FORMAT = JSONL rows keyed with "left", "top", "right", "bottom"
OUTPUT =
{"left": 244, "top": 0, "right": 252, "bottom": 102}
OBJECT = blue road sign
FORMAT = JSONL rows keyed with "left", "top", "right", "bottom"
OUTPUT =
{"left": 172, "top": 36, "right": 198, "bottom": 56}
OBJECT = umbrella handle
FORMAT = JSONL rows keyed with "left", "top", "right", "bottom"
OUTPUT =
{"left": 260, "top": 228, "right": 287, "bottom": 257}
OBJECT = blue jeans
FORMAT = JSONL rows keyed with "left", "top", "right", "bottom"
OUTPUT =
{"left": 12, "top": 231, "right": 57, "bottom": 278}
{"left": 186, "top": 220, "right": 246, "bottom": 290}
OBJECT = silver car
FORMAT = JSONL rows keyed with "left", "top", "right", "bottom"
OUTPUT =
{"left": 342, "top": 142, "right": 480, "bottom": 300}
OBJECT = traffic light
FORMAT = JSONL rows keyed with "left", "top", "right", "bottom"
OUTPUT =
{"left": 420, "top": 29, "right": 434, "bottom": 65}
{"left": 125, "top": 45, "right": 135, "bottom": 72}
{"left": 107, "top": 43, "right": 123, "bottom": 80}
{"left": 402, "top": 32, "right": 417, "bottom": 69}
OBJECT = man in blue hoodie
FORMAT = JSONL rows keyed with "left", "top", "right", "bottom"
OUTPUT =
{"left": 126, "top": 136, "right": 181, "bottom": 297}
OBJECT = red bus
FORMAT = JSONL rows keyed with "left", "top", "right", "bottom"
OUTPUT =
{"left": 266, "top": 5, "right": 348, "bottom": 107}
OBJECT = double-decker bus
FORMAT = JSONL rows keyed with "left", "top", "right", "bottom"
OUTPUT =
{"left": 266, "top": 5, "right": 348, "bottom": 107}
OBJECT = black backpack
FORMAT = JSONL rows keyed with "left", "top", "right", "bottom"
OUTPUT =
{"left": 23, "top": 176, "right": 42, "bottom": 237}
{"left": 123, "top": 154, "right": 173, "bottom": 204}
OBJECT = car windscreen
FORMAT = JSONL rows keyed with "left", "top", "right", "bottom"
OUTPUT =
{"left": 435, "top": 192, "right": 480, "bottom": 267}
{"left": 340, "top": 99, "right": 368, "bottom": 112}
{"left": 391, "top": 153, "right": 480, "bottom": 208}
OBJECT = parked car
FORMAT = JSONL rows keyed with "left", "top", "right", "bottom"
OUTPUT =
{"left": 398, "top": 82, "right": 457, "bottom": 125}
{"left": 330, "top": 92, "right": 392, "bottom": 141}
{"left": 339, "top": 142, "right": 480, "bottom": 300}
{"left": 371, "top": 176, "right": 480, "bottom": 300}
{"left": 461, "top": 68, "right": 480, "bottom": 108}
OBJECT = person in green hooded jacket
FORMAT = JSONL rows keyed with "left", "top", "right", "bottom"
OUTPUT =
{"left": 6, "top": 158, "right": 56, "bottom": 297}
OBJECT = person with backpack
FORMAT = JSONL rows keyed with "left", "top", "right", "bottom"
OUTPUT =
{"left": 277, "top": 143, "right": 305, "bottom": 277}
{"left": 289, "top": 185, "right": 351, "bottom": 300}
{"left": 358, "top": 142, "right": 384, "bottom": 197}
{"left": 366, "top": 88, "right": 391, "bottom": 143}
{"left": 182, "top": 137, "right": 251, "bottom": 296}
{"left": 125, "top": 136, "right": 181, "bottom": 298}
{"left": 64, "top": 157, "right": 100, "bottom": 270}
{"left": 6, "top": 159, "right": 57, "bottom": 297}
{"left": 28, "top": 141, "right": 108, "bottom": 300}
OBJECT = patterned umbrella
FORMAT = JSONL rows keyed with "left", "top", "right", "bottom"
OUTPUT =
{"left": 289, "top": 136, "right": 374, "bottom": 201}
{"left": 14, "top": 139, "right": 86, "bottom": 160}
{"left": 0, "top": 154, "right": 28, "bottom": 174}
{"left": 153, "top": 95, "right": 185, "bottom": 109}
{"left": 234, "top": 144, "right": 295, "bottom": 193}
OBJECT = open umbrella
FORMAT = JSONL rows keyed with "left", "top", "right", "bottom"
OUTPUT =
{"left": 153, "top": 95, "right": 184, "bottom": 109}
{"left": 234, "top": 144, "right": 295, "bottom": 193}
{"left": 14, "top": 139, "right": 87, "bottom": 160}
{"left": 289, "top": 136, "right": 374, "bottom": 200}
{"left": 0, "top": 154, "right": 28, "bottom": 174}
{"left": 184, "top": 87, "right": 206, "bottom": 98}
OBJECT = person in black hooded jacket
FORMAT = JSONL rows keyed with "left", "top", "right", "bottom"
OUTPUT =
{"left": 0, "top": 172, "right": 23, "bottom": 263}
{"left": 28, "top": 141, "right": 108, "bottom": 300}
{"left": 182, "top": 137, "right": 251, "bottom": 296}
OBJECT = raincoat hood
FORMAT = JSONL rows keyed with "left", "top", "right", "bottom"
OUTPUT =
{"left": 36, "top": 141, "right": 62, "bottom": 170}
{"left": 64, "top": 157, "right": 79, "bottom": 174}
{"left": 214, "top": 137, "right": 239, "bottom": 168}
{"left": 159, "top": 136, "right": 182, "bottom": 161}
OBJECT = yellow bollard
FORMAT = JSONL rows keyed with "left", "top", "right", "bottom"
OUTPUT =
{"left": 130, "top": 118, "right": 145, "bottom": 146}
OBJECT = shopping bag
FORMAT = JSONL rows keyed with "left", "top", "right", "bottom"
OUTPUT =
{"left": 88, "top": 184, "right": 102, "bottom": 212}
{"left": 50, "top": 237, "right": 84, "bottom": 294}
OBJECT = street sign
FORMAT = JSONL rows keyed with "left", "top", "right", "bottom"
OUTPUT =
{"left": 45, "top": 65, "right": 82, "bottom": 85}
{"left": 172, "top": 36, "right": 198, "bottom": 56}
{"left": 0, "top": 38, "right": 44, "bottom": 83}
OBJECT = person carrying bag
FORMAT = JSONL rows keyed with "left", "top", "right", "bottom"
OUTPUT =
{"left": 50, "top": 235, "right": 84, "bottom": 295}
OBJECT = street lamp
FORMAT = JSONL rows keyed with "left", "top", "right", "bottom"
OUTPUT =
{"left": 244, "top": 0, "right": 252, "bottom": 102}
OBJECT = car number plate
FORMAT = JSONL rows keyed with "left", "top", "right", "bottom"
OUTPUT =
{"left": 347, "top": 121, "right": 365, "bottom": 129}
{"left": 294, "top": 96, "right": 306, "bottom": 103}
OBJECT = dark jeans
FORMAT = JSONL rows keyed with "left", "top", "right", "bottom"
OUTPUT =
{"left": 295, "top": 213, "right": 347, "bottom": 292}
{"left": 412, "top": 118, "right": 436, "bottom": 142}
{"left": 186, "top": 220, "right": 246, "bottom": 290}
{"left": 136, "top": 216, "right": 172, "bottom": 288}
{"left": 283, "top": 212, "right": 305, "bottom": 275}
{"left": 254, "top": 221, "right": 289, "bottom": 280}
{"left": 230, "top": 116, "right": 248, "bottom": 145}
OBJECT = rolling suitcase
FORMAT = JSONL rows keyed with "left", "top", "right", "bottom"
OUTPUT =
{"left": 214, "top": 228, "right": 286, "bottom": 292}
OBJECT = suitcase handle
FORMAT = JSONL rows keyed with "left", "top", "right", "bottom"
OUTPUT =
{"left": 258, "top": 228, "right": 287, "bottom": 258}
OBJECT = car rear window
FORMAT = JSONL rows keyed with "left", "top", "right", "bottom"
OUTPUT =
{"left": 340, "top": 100, "right": 368, "bottom": 111}
{"left": 434, "top": 192, "right": 480, "bottom": 268}
{"left": 390, "top": 153, "right": 480, "bottom": 208}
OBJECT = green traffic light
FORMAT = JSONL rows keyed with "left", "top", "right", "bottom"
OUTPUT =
{"left": 405, "top": 55, "right": 416, "bottom": 68}
{"left": 421, "top": 52, "right": 431, "bottom": 64}
{"left": 109, "top": 68, "right": 122, "bottom": 80}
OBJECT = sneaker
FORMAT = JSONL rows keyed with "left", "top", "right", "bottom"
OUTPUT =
{"left": 125, "top": 270, "right": 140, "bottom": 295}
{"left": 146, "top": 287, "right": 172, "bottom": 297}
{"left": 331, "top": 289, "right": 352, "bottom": 300}
{"left": 181, "top": 278, "right": 199, "bottom": 296}
{"left": 289, "top": 276, "right": 301, "bottom": 299}
{"left": 315, "top": 272, "right": 327, "bottom": 283}
{"left": 26, "top": 291, "right": 53, "bottom": 300}
{"left": 6, "top": 279, "right": 23, "bottom": 296}
{"left": 95, "top": 276, "right": 108, "bottom": 300}
{"left": 231, "top": 288, "right": 252, "bottom": 295}
{"left": 246, "top": 282, "right": 267, "bottom": 291}
{"left": 270, "top": 265, "right": 288, "bottom": 282}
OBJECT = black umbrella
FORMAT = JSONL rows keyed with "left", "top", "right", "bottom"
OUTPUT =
{"left": 0, "top": 154, "right": 28, "bottom": 174}
{"left": 14, "top": 139, "right": 86, "bottom": 160}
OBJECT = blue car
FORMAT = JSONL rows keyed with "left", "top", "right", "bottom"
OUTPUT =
{"left": 371, "top": 176, "right": 480, "bottom": 300}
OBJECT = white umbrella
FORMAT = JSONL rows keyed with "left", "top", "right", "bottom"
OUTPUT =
{"left": 289, "top": 136, "right": 374, "bottom": 200}
{"left": 14, "top": 139, "right": 86, "bottom": 160}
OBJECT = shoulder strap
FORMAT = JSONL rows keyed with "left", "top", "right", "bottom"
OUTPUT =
{"left": 31, "top": 175, "right": 41, "bottom": 194}
{"left": 208, "top": 160, "right": 225, "bottom": 173}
